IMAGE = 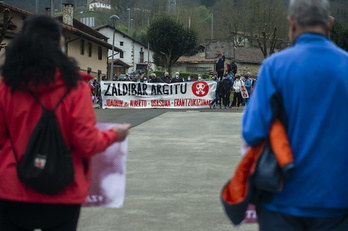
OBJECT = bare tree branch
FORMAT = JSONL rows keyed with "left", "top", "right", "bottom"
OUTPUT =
{"left": 269, "top": 26, "right": 278, "bottom": 55}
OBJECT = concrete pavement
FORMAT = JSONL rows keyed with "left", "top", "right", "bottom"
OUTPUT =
{"left": 77, "top": 109, "right": 258, "bottom": 231}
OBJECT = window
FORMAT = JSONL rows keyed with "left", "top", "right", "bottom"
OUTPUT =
{"left": 64, "top": 43, "right": 68, "bottom": 56}
{"left": 88, "top": 42, "right": 92, "bottom": 57}
{"left": 120, "top": 51, "right": 124, "bottom": 58}
{"left": 80, "top": 39, "right": 85, "bottom": 55}
{"left": 98, "top": 46, "right": 102, "bottom": 60}
{"left": 120, "top": 41, "right": 124, "bottom": 46}
{"left": 140, "top": 48, "right": 144, "bottom": 63}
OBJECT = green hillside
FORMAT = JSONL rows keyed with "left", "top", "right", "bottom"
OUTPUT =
{"left": 3, "top": 0, "right": 87, "bottom": 14}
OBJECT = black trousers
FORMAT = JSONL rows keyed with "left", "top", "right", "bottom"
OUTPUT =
{"left": 223, "top": 92, "right": 230, "bottom": 107}
{"left": 0, "top": 200, "right": 81, "bottom": 231}
{"left": 257, "top": 205, "right": 348, "bottom": 231}
{"left": 231, "top": 92, "right": 242, "bottom": 107}
{"left": 217, "top": 69, "right": 224, "bottom": 80}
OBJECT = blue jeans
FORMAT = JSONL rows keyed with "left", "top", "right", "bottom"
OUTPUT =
{"left": 257, "top": 205, "right": 348, "bottom": 231}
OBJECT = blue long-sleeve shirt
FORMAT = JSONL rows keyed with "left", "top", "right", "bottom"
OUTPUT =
{"left": 242, "top": 33, "right": 348, "bottom": 218}
{"left": 244, "top": 78, "right": 252, "bottom": 95}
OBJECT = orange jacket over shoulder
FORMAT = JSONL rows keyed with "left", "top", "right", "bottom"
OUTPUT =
{"left": 221, "top": 119, "right": 295, "bottom": 225}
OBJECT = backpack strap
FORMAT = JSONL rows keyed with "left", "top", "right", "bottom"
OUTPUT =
{"left": 28, "top": 89, "right": 70, "bottom": 111}
{"left": 9, "top": 134, "right": 19, "bottom": 163}
{"left": 9, "top": 89, "right": 70, "bottom": 164}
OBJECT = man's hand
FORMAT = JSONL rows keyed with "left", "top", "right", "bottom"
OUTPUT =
{"left": 113, "top": 123, "right": 131, "bottom": 142}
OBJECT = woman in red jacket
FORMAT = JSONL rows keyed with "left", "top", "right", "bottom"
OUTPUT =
{"left": 0, "top": 15, "right": 130, "bottom": 231}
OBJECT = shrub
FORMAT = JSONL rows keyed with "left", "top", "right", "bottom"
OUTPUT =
{"left": 150, "top": 71, "right": 210, "bottom": 80}
{"left": 150, "top": 71, "right": 165, "bottom": 78}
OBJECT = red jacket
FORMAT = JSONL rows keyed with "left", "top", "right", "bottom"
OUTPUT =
{"left": 0, "top": 71, "right": 119, "bottom": 204}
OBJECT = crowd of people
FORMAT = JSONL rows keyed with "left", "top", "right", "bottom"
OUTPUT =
{"left": 1, "top": 1, "right": 345, "bottom": 230}
{"left": 210, "top": 71, "right": 255, "bottom": 110}
{"left": 110, "top": 71, "right": 207, "bottom": 84}
{"left": 92, "top": 66, "right": 256, "bottom": 110}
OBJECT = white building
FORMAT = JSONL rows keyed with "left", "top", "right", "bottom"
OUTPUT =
{"left": 89, "top": 1, "right": 111, "bottom": 11}
{"left": 95, "top": 25, "right": 156, "bottom": 74}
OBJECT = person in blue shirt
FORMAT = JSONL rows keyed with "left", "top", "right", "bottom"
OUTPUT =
{"left": 244, "top": 73, "right": 252, "bottom": 104}
{"left": 185, "top": 74, "right": 193, "bottom": 82}
{"left": 242, "top": 0, "right": 348, "bottom": 230}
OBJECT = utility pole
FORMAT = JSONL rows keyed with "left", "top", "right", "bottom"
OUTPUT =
{"left": 211, "top": 13, "right": 214, "bottom": 39}
{"left": 51, "top": 0, "right": 54, "bottom": 17}
{"left": 127, "top": 8, "right": 131, "bottom": 32}
{"left": 147, "top": 17, "right": 150, "bottom": 78}
{"left": 110, "top": 15, "right": 119, "bottom": 79}
{"left": 131, "top": 19, "right": 133, "bottom": 33}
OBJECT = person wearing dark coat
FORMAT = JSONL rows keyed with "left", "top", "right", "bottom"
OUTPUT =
{"left": 222, "top": 74, "right": 233, "bottom": 109}
{"left": 216, "top": 53, "right": 225, "bottom": 80}
{"left": 149, "top": 73, "right": 163, "bottom": 83}
{"left": 161, "top": 72, "right": 171, "bottom": 83}
{"left": 210, "top": 80, "right": 224, "bottom": 109}
{"left": 171, "top": 72, "right": 184, "bottom": 83}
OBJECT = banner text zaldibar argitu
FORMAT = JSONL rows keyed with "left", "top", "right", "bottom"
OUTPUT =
{"left": 100, "top": 81, "right": 217, "bottom": 109}
{"left": 104, "top": 82, "right": 188, "bottom": 96}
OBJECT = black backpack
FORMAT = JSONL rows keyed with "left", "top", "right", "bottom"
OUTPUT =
{"left": 231, "top": 62, "right": 238, "bottom": 74}
{"left": 9, "top": 90, "right": 74, "bottom": 195}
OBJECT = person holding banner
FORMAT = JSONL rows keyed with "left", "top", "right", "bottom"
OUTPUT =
{"left": 0, "top": 15, "right": 131, "bottom": 231}
{"left": 244, "top": 74, "right": 252, "bottom": 104}
{"left": 171, "top": 72, "right": 184, "bottom": 83}
{"left": 149, "top": 73, "right": 163, "bottom": 83}
{"left": 231, "top": 75, "right": 243, "bottom": 108}
{"left": 242, "top": 0, "right": 348, "bottom": 230}
{"left": 210, "top": 80, "right": 224, "bottom": 109}
{"left": 161, "top": 72, "right": 171, "bottom": 83}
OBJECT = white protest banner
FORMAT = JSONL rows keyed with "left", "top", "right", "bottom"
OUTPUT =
{"left": 240, "top": 81, "right": 249, "bottom": 99}
{"left": 83, "top": 122, "right": 128, "bottom": 208}
{"left": 243, "top": 205, "right": 257, "bottom": 223}
{"left": 100, "top": 81, "right": 217, "bottom": 109}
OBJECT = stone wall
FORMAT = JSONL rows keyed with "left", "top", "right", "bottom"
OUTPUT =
{"left": 236, "top": 63, "right": 261, "bottom": 77}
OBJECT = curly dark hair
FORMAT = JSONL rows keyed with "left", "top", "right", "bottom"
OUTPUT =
{"left": 1, "top": 15, "right": 81, "bottom": 92}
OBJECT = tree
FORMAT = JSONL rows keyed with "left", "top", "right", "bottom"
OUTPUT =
{"left": 147, "top": 16, "right": 197, "bottom": 74}
{"left": 200, "top": 0, "right": 217, "bottom": 7}
{"left": 331, "top": 19, "right": 348, "bottom": 52}
{"left": 213, "top": 0, "right": 240, "bottom": 40}
{"left": 243, "top": 0, "right": 287, "bottom": 47}
{"left": 173, "top": 5, "right": 212, "bottom": 43}
{"left": 109, "top": 0, "right": 136, "bottom": 12}
{"left": 255, "top": 23, "right": 279, "bottom": 58}
{"left": 212, "top": 0, "right": 288, "bottom": 48}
